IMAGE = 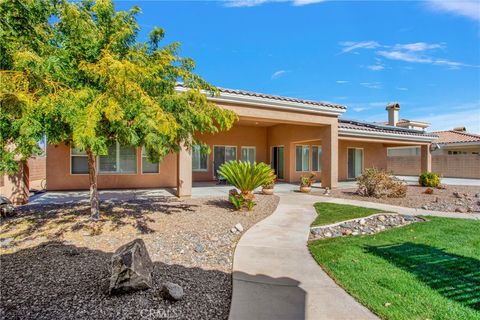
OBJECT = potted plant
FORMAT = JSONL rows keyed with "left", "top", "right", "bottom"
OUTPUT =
{"left": 299, "top": 173, "right": 316, "bottom": 193}
{"left": 262, "top": 180, "right": 275, "bottom": 195}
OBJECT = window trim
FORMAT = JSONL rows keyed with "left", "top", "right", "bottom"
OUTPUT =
{"left": 311, "top": 145, "right": 322, "bottom": 172}
{"left": 241, "top": 146, "right": 256, "bottom": 163}
{"left": 295, "top": 144, "right": 310, "bottom": 172}
{"left": 70, "top": 147, "right": 89, "bottom": 175}
{"left": 192, "top": 145, "right": 209, "bottom": 172}
{"left": 141, "top": 147, "right": 160, "bottom": 175}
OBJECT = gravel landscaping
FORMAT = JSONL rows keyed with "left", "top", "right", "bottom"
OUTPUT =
{"left": 0, "top": 194, "right": 279, "bottom": 320}
{"left": 314, "top": 185, "right": 480, "bottom": 213}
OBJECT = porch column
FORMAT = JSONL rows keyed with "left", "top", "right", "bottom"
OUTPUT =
{"left": 177, "top": 141, "right": 192, "bottom": 197}
{"left": 420, "top": 144, "right": 432, "bottom": 173}
{"left": 320, "top": 123, "right": 338, "bottom": 188}
{"left": 3, "top": 161, "right": 29, "bottom": 205}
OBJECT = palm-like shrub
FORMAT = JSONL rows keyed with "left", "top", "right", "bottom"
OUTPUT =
{"left": 218, "top": 161, "right": 276, "bottom": 198}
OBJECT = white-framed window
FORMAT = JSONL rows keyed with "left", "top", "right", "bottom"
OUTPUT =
{"left": 241, "top": 146, "right": 256, "bottom": 163}
{"left": 312, "top": 146, "right": 322, "bottom": 171}
{"left": 141, "top": 147, "right": 159, "bottom": 174}
{"left": 71, "top": 148, "right": 89, "bottom": 174}
{"left": 295, "top": 145, "right": 310, "bottom": 172}
{"left": 99, "top": 142, "right": 137, "bottom": 174}
{"left": 192, "top": 145, "right": 208, "bottom": 172}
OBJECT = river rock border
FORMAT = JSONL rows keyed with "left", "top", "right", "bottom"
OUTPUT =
{"left": 310, "top": 213, "right": 425, "bottom": 240}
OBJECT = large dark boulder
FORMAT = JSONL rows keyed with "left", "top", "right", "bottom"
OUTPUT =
{"left": 0, "top": 196, "right": 15, "bottom": 218}
{"left": 109, "top": 239, "right": 153, "bottom": 294}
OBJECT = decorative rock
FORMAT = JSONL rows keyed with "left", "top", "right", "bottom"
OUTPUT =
{"left": 0, "top": 196, "right": 15, "bottom": 218}
{"left": 161, "top": 282, "right": 184, "bottom": 301}
{"left": 109, "top": 239, "right": 153, "bottom": 294}
{"left": 467, "top": 207, "right": 473, "bottom": 212}
{"left": 0, "top": 237, "right": 13, "bottom": 248}
{"left": 194, "top": 243, "right": 205, "bottom": 253}
{"left": 323, "top": 187, "right": 330, "bottom": 195}
{"left": 421, "top": 205, "right": 428, "bottom": 210}
{"left": 230, "top": 228, "right": 237, "bottom": 234}
{"left": 455, "top": 207, "right": 467, "bottom": 213}
{"left": 475, "top": 193, "right": 480, "bottom": 198}
{"left": 234, "top": 223, "right": 244, "bottom": 232}
{"left": 453, "top": 192, "right": 462, "bottom": 199}
{"left": 424, "top": 188, "right": 434, "bottom": 195}
{"left": 310, "top": 214, "right": 424, "bottom": 240}
{"left": 436, "top": 184, "right": 447, "bottom": 190}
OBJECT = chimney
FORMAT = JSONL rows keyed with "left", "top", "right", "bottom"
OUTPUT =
{"left": 453, "top": 126, "right": 466, "bottom": 132}
{"left": 386, "top": 102, "right": 400, "bottom": 126}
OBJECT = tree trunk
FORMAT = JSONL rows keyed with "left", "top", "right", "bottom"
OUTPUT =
{"left": 86, "top": 148, "right": 100, "bottom": 220}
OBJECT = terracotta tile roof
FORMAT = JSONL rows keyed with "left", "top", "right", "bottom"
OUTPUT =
{"left": 339, "top": 119, "right": 437, "bottom": 137}
{"left": 176, "top": 83, "right": 346, "bottom": 110}
{"left": 432, "top": 130, "right": 480, "bottom": 144}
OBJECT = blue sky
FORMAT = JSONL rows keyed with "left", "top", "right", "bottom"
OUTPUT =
{"left": 116, "top": 0, "right": 480, "bottom": 133}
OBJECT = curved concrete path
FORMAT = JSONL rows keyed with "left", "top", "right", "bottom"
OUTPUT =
{"left": 229, "top": 193, "right": 378, "bottom": 320}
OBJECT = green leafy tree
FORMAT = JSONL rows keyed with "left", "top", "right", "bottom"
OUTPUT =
{"left": 0, "top": 0, "right": 237, "bottom": 219}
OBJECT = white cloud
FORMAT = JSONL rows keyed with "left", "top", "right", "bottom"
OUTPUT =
{"left": 224, "top": 0, "right": 325, "bottom": 7}
{"left": 421, "top": 109, "right": 480, "bottom": 133}
{"left": 341, "top": 40, "right": 474, "bottom": 69}
{"left": 360, "top": 82, "right": 382, "bottom": 89}
{"left": 339, "top": 41, "right": 380, "bottom": 53}
{"left": 292, "top": 0, "right": 325, "bottom": 6}
{"left": 367, "top": 64, "right": 385, "bottom": 71}
{"left": 396, "top": 87, "right": 408, "bottom": 91}
{"left": 224, "top": 0, "right": 269, "bottom": 7}
{"left": 393, "top": 42, "right": 444, "bottom": 52}
{"left": 271, "top": 70, "right": 287, "bottom": 79}
{"left": 336, "top": 80, "right": 349, "bottom": 84}
{"left": 377, "top": 50, "right": 467, "bottom": 68}
{"left": 426, "top": 0, "right": 480, "bottom": 21}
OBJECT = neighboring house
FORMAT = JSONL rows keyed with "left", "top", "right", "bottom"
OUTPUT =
{"left": 388, "top": 127, "right": 480, "bottom": 179}
{"left": 42, "top": 86, "right": 436, "bottom": 197}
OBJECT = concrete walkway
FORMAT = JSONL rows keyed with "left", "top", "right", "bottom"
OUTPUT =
{"left": 229, "top": 193, "right": 378, "bottom": 320}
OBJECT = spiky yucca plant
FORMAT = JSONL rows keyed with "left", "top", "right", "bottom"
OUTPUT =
{"left": 218, "top": 161, "right": 276, "bottom": 198}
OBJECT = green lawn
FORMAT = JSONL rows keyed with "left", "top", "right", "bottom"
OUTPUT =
{"left": 311, "top": 202, "right": 384, "bottom": 226}
{"left": 309, "top": 216, "right": 480, "bottom": 320}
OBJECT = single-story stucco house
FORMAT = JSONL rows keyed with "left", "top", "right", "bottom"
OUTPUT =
{"left": 40, "top": 85, "right": 437, "bottom": 197}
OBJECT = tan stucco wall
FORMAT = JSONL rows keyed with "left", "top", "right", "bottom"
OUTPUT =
{"left": 193, "top": 124, "right": 268, "bottom": 181}
{"left": 338, "top": 140, "right": 388, "bottom": 180}
{"left": 46, "top": 143, "right": 177, "bottom": 191}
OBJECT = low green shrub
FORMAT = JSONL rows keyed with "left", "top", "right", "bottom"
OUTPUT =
{"left": 219, "top": 161, "right": 275, "bottom": 211}
{"left": 419, "top": 172, "right": 440, "bottom": 187}
{"left": 356, "top": 167, "right": 407, "bottom": 198}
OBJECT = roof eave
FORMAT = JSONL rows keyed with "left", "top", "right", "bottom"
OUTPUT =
{"left": 339, "top": 128, "right": 437, "bottom": 143}
{"left": 175, "top": 86, "right": 346, "bottom": 117}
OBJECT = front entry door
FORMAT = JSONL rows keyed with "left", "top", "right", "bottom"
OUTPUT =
{"left": 213, "top": 146, "right": 236, "bottom": 178}
{"left": 271, "top": 146, "right": 285, "bottom": 180}
{"left": 347, "top": 148, "right": 363, "bottom": 179}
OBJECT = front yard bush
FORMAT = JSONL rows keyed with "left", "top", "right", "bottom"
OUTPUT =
{"left": 419, "top": 172, "right": 440, "bottom": 187}
{"left": 218, "top": 161, "right": 275, "bottom": 210}
{"left": 356, "top": 168, "right": 407, "bottom": 198}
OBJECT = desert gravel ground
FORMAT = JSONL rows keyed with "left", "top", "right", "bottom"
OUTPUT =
{"left": 312, "top": 185, "right": 480, "bottom": 213}
{"left": 0, "top": 194, "right": 279, "bottom": 320}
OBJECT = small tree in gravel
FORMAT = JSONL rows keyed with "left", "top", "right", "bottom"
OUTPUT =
{"left": 0, "top": 0, "right": 237, "bottom": 219}
{"left": 356, "top": 168, "right": 407, "bottom": 198}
